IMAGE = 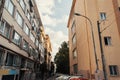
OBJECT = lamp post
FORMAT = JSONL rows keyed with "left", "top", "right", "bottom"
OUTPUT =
{"left": 97, "top": 21, "right": 107, "bottom": 80}
{"left": 75, "top": 13, "right": 107, "bottom": 80}
{"left": 74, "top": 13, "right": 99, "bottom": 77}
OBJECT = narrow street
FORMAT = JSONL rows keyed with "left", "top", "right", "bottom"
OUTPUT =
{"left": 1, "top": 0, "right": 120, "bottom": 80}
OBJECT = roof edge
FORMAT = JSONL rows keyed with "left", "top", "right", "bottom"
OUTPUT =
{"left": 67, "top": 0, "right": 76, "bottom": 28}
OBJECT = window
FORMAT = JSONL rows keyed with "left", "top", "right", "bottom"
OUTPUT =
{"left": 29, "top": 46, "right": 32, "bottom": 56}
{"left": 6, "top": 52, "right": 21, "bottom": 66}
{"left": 100, "top": 12, "right": 106, "bottom": 20}
{"left": 104, "top": 37, "right": 111, "bottom": 45}
{"left": 109, "top": 65, "right": 118, "bottom": 76}
{"left": 23, "top": 39, "right": 29, "bottom": 51}
{"left": 12, "top": 31, "right": 21, "bottom": 46}
{"left": 5, "top": 0, "right": 14, "bottom": 16}
{"left": 30, "top": 32, "right": 35, "bottom": 43}
{"left": 13, "top": 55, "right": 21, "bottom": 66}
{"left": 16, "top": 11, "right": 23, "bottom": 27}
{"left": 26, "top": 10, "right": 31, "bottom": 21}
{"left": 32, "top": 22, "right": 37, "bottom": 32}
{"left": 73, "top": 49, "right": 77, "bottom": 59}
{"left": 0, "top": 20, "right": 5, "bottom": 33}
{"left": 35, "top": 39, "right": 39, "bottom": 47}
{"left": 6, "top": 52, "right": 14, "bottom": 66}
{"left": 21, "top": 58, "right": 26, "bottom": 68}
{"left": 0, "top": 49, "right": 4, "bottom": 65}
{"left": 73, "top": 64, "right": 78, "bottom": 74}
{"left": 72, "top": 35, "right": 76, "bottom": 45}
{"left": 0, "top": 20, "right": 11, "bottom": 39}
{"left": 19, "top": 0, "right": 26, "bottom": 11}
{"left": 71, "top": 21, "right": 75, "bottom": 34}
{"left": 23, "top": 24, "right": 29, "bottom": 36}
{"left": 26, "top": 60, "right": 34, "bottom": 69}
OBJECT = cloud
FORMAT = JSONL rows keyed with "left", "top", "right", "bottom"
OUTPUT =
{"left": 36, "top": 0, "right": 55, "bottom": 15}
{"left": 35, "top": 0, "right": 70, "bottom": 61}
{"left": 58, "top": 0, "right": 62, "bottom": 3}
{"left": 45, "top": 27, "right": 68, "bottom": 61}
{"left": 41, "top": 14, "right": 69, "bottom": 27}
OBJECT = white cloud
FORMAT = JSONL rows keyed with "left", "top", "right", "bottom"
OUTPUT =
{"left": 41, "top": 14, "right": 69, "bottom": 27}
{"left": 58, "top": 0, "right": 62, "bottom": 3}
{"left": 35, "top": 0, "right": 69, "bottom": 61}
{"left": 45, "top": 27, "right": 68, "bottom": 61}
{"left": 36, "top": 0, "right": 55, "bottom": 15}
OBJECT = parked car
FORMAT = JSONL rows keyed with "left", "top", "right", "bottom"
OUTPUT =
{"left": 55, "top": 75, "right": 70, "bottom": 80}
{"left": 68, "top": 76, "right": 88, "bottom": 80}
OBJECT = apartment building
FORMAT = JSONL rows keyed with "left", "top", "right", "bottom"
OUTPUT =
{"left": 40, "top": 27, "right": 52, "bottom": 72}
{"left": 0, "top": 0, "right": 46, "bottom": 80}
{"left": 68, "top": 0, "right": 120, "bottom": 80}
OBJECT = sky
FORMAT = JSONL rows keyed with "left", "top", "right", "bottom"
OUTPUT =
{"left": 36, "top": 0, "right": 72, "bottom": 61}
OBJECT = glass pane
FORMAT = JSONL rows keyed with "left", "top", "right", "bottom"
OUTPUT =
{"left": 16, "top": 12, "right": 23, "bottom": 27}
{"left": 4, "top": 23, "right": 10, "bottom": 38}
{"left": 24, "top": 24, "right": 29, "bottom": 35}
{"left": 5, "top": 0, "right": 9, "bottom": 8}
{"left": 30, "top": 32, "right": 35, "bottom": 43}
{"left": 0, "top": 20, "right": 5, "bottom": 33}
{"left": 20, "top": 0, "right": 26, "bottom": 11}
{"left": 12, "top": 31, "right": 21, "bottom": 45}
{"left": 8, "top": 1, "right": 14, "bottom": 15}
{"left": 23, "top": 40, "right": 28, "bottom": 51}
{"left": 6, "top": 53, "right": 14, "bottom": 66}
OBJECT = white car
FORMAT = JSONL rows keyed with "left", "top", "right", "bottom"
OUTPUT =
{"left": 55, "top": 75, "right": 70, "bottom": 80}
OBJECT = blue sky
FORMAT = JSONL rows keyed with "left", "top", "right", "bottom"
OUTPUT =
{"left": 36, "top": 0, "right": 72, "bottom": 61}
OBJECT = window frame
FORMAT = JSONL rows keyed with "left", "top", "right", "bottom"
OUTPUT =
{"left": 16, "top": 11, "right": 24, "bottom": 28}
{"left": 104, "top": 36, "right": 111, "bottom": 46}
{"left": 109, "top": 65, "right": 118, "bottom": 76}
{"left": 30, "top": 31, "right": 35, "bottom": 43}
{"left": 71, "top": 20, "right": 75, "bottom": 34}
{"left": 72, "top": 34, "right": 76, "bottom": 45}
{"left": 100, "top": 12, "right": 106, "bottom": 20}
{"left": 18, "top": 0, "right": 26, "bottom": 12}
{"left": 73, "top": 64, "right": 78, "bottom": 74}
{"left": 5, "top": 0, "right": 15, "bottom": 16}
{"left": 0, "top": 20, "right": 11, "bottom": 39}
{"left": 12, "top": 30, "right": 21, "bottom": 46}
{"left": 73, "top": 49, "right": 77, "bottom": 59}
{"left": 23, "top": 24, "right": 30, "bottom": 36}
{"left": 23, "top": 39, "right": 29, "bottom": 51}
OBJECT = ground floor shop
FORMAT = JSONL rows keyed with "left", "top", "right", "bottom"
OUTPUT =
{"left": 0, "top": 46, "right": 39, "bottom": 80}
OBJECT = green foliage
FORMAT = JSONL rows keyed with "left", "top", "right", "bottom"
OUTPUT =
{"left": 54, "top": 41, "right": 69, "bottom": 74}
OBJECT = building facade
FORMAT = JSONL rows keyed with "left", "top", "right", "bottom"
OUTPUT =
{"left": 0, "top": 0, "right": 47, "bottom": 80}
{"left": 68, "top": 0, "right": 120, "bottom": 80}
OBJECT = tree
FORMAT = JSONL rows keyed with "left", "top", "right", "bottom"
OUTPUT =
{"left": 54, "top": 41, "right": 69, "bottom": 74}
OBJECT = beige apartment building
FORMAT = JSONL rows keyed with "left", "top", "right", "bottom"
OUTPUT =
{"left": 68, "top": 0, "right": 120, "bottom": 80}
{"left": 0, "top": 0, "right": 48, "bottom": 80}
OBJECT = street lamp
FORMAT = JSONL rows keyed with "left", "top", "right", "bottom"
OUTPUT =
{"left": 74, "top": 13, "right": 99, "bottom": 77}
{"left": 75, "top": 13, "right": 107, "bottom": 80}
